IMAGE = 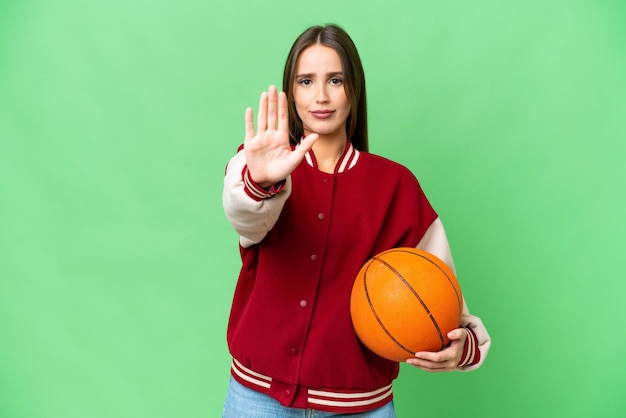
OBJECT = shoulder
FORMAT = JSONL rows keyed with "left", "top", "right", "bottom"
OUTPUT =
{"left": 358, "top": 151, "right": 419, "bottom": 181}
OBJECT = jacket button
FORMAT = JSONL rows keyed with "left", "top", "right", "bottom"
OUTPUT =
{"left": 291, "top": 348, "right": 299, "bottom": 356}
{"left": 310, "top": 254, "right": 318, "bottom": 262}
{"left": 284, "top": 389, "right": 290, "bottom": 397}
{"left": 317, "top": 213, "right": 326, "bottom": 220}
{"left": 300, "top": 300, "right": 308, "bottom": 308}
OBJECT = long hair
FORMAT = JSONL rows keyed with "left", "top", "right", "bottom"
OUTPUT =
{"left": 282, "top": 24, "right": 368, "bottom": 152}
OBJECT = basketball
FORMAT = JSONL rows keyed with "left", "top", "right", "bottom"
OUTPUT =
{"left": 350, "top": 247, "right": 463, "bottom": 362}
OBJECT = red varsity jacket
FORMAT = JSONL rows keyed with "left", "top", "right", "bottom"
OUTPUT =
{"left": 222, "top": 143, "right": 490, "bottom": 413}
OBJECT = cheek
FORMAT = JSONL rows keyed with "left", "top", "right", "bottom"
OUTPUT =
{"left": 294, "top": 102, "right": 306, "bottom": 119}
{"left": 293, "top": 91, "right": 308, "bottom": 112}
{"left": 336, "top": 96, "right": 350, "bottom": 115}
{"left": 333, "top": 92, "right": 349, "bottom": 110}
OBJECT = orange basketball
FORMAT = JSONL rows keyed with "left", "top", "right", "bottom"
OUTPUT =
{"left": 350, "top": 247, "right": 463, "bottom": 362}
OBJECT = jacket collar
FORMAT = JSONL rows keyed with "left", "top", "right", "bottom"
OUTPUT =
{"left": 303, "top": 141, "right": 360, "bottom": 174}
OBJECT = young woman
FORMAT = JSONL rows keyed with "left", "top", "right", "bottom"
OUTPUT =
{"left": 222, "top": 24, "right": 490, "bottom": 417}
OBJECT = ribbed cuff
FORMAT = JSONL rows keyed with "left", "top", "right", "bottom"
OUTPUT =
{"left": 242, "top": 166, "right": 285, "bottom": 201}
{"left": 457, "top": 327, "right": 481, "bottom": 367}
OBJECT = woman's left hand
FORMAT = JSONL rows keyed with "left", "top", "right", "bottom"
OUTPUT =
{"left": 406, "top": 328, "right": 467, "bottom": 372}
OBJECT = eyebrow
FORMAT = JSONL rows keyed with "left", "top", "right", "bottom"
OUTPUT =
{"left": 295, "top": 71, "right": 344, "bottom": 78}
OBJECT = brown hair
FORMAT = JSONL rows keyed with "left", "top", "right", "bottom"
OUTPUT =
{"left": 282, "top": 24, "right": 368, "bottom": 152}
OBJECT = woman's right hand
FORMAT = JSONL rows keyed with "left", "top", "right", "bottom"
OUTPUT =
{"left": 244, "top": 85, "right": 318, "bottom": 187}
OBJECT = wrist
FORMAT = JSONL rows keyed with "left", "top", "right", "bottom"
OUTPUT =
{"left": 242, "top": 166, "right": 286, "bottom": 201}
{"left": 457, "top": 327, "right": 481, "bottom": 367}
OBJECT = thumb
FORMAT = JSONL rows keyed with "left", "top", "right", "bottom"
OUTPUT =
{"left": 295, "top": 133, "right": 319, "bottom": 153}
{"left": 283, "top": 133, "right": 319, "bottom": 172}
{"left": 447, "top": 328, "right": 467, "bottom": 342}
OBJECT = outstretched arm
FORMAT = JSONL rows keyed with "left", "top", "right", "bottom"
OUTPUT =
{"left": 223, "top": 86, "right": 318, "bottom": 247}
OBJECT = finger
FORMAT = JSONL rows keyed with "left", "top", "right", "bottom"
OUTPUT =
{"left": 406, "top": 357, "right": 445, "bottom": 368}
{"left": 406, "top": 357, "right": 455, "bottom": 372}
{"left": 282, "top": 133, "right": 317, "bottom": 172}
{"left": 409, "top": 351, "right": 457, "bottom": 366}
{"left": 413, "top": 351, "right": 443, "bottom": 362}
{"left": 267, "top": 85, "right": 278, "bottom": 130}
{"left": 447, "top": 328, "right": 468, "bottom": 342}
{"left": 244, "top": 107, "right": 254, "bottom": 141}
{"left": 293, "top": 133, "right": 318, "bottom": 154}
{"left": 257, "top": 91, "right": 268, "bottom": 132}
{"left": 277, "top": 90, "right": 289, "bottom": 134}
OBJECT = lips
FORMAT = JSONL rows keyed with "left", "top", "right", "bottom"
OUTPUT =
{"left": 311, "top": 109, "right": 335, "bottom": 119}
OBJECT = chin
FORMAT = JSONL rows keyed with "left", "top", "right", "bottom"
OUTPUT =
{"left": 304, "top": 124, "right": 345, "bottom": 138}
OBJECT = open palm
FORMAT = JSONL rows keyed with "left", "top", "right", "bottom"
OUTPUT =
{"left": 244, "top": 85, "right": 318, "bottom": 187}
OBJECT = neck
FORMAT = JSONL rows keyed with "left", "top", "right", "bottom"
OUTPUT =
{"left": 311, "top": 134, "right": 348, "bottom": 174}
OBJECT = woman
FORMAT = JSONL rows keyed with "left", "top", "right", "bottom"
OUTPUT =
{"left": 222, "top": 24, "right": 490, "bottom": 417}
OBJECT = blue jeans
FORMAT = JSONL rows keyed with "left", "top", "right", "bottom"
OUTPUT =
{"left": 222, "top": 377, "right": 396, "bottom": 418}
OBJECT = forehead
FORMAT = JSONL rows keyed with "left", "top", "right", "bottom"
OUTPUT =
{"left": 295, "top": 44, "right": 342, "bottom": 73}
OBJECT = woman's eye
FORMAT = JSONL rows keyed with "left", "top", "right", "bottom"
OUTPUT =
{"left": 330, "top": 78, "right": 343, "bottom": 85}
{"left": 298, "top": 79, "right": 312, "bottom": 86}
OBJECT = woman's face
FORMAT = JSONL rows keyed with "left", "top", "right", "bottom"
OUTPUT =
{"left": 293, "top": 44, "right": 350, "bottom": 141}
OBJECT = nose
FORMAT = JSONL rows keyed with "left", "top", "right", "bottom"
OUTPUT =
{"left": 316, "top": 84, "right": 329, "bottom": 104}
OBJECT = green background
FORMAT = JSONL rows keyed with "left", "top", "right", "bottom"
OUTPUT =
{"left": 1, "top": 0, "right": 624, "bottom": 417}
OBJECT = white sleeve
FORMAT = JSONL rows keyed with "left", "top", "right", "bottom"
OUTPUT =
{"left": 416, "top": 217, "right": 456, "bottom": 273}
{"left": 458, "top": 300, "right": 491, "bottom": 371}
{"left": 222, "top": 149, "right": 291, "bottom": 248}
{"left": 416, "top": 217, "right": 491, "bottom": 370}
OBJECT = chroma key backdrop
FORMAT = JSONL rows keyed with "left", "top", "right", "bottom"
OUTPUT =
{"left": 1, "top": 1, "right": 624, "bottom": 417}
